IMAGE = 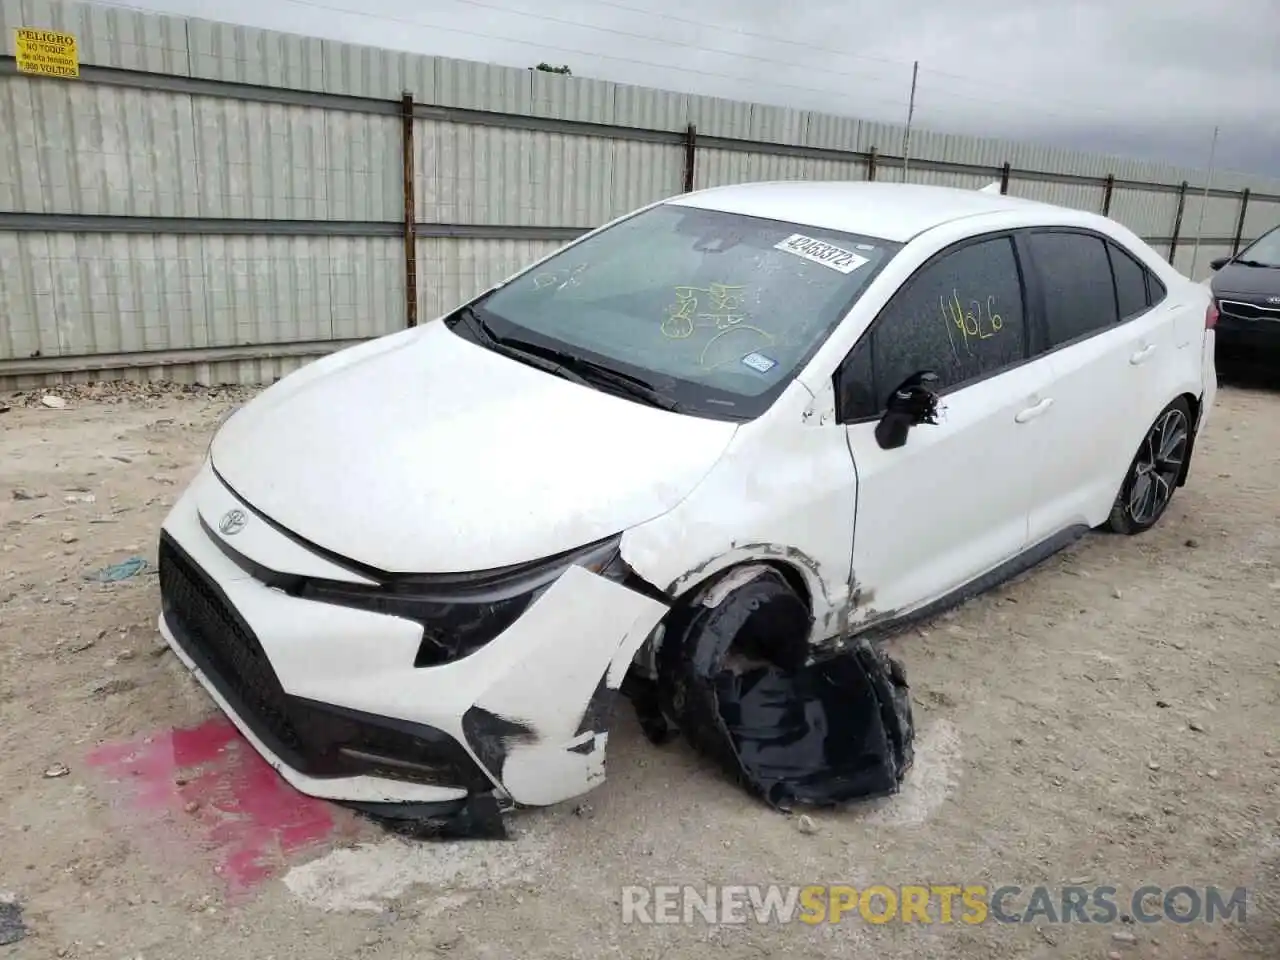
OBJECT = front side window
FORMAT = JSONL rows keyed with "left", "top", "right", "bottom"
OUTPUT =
{"left": 449, "top": 204, "right": 900, "bottom": 421}
{"left": 1026, "top": 231, "right": 1119, "bottom": 347}
{"left": 837, "top": 236, "right": 1027, "bottom": 421}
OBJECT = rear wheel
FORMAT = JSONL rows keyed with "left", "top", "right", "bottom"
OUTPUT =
{"left": 1105, "top": 397, "right": 1192, "bottom": 535}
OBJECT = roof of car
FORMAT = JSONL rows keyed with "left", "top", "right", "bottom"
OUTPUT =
{"left": 668, "top": 180, "right": 1072, "bottom": 244}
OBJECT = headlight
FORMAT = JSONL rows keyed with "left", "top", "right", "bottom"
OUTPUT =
{"left": 296, "top": 535, "right": 631, "bottom": 665}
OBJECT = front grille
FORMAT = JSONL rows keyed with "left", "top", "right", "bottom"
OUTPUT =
{"left": 159, "top": 533, "right": 307, "bottom": 764}
{"left": 1219, "top": 299, "right": 1280, "bottom": 322}
{"left": 157, "top": 531, "right": 495, "bottom": 792}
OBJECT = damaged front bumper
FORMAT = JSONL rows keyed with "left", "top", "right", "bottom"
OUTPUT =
{"left": 156, "top": 462, "right": 669, "bottom": 834}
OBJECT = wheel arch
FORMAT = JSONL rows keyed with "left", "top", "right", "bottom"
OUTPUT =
{"left": 649, "top": 558, "right": 818, "bottom": 678}
{"left": 1175, "top": 390, "right": 1201, "bottom": 488}
{"left": 671, "top": 556, "right": 815, "bottom": 619}
{"left": 624, "top": 550, "right": 825, "bottom": 680}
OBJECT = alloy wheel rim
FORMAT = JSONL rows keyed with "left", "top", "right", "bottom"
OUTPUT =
{"left": 1127, "top": 408, "right": 1188, "bottom": 525}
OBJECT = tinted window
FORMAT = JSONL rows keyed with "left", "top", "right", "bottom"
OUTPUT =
{"left": 838, "top": 236, "right": 1026, "bottom": 420}
{"left": 1146, "top": 272, "right": 1167, "bottom": 305}
{"left": 1108, "top": 242, "right": 1150, "bottom": 320}
{"left": 1026, "top": 231, "right": 1119, "bottom": 347}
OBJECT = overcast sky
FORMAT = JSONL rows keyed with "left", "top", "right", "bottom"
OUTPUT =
{"left": 117, "top": 0, "right": 1280, "bottom": 180}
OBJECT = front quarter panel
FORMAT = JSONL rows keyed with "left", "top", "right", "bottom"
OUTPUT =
{"left": 620, "top": 385, "right": 856, "bottom": 643}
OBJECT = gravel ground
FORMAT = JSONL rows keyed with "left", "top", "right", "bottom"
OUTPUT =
{"left": 1, "top": 376, "right": 1278, "bottom": 960}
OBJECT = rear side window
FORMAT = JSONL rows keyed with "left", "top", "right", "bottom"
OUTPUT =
{"left": 1107, "top": 242, "right": 1150, "bottom": 320}
{"left": 837, "top": 236, "right": 1027, "bottom": 420}
{"left": 1146, "top": 272, "right": 1167, "bottom": 305}
{"left": 1026, "top": 231, "right": 1119, "bottom": 347}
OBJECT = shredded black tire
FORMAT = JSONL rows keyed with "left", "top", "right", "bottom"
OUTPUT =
{"left": 655, "top": 567, "right": 913, "bottom": 810}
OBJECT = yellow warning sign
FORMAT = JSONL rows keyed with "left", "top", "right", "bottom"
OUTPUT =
{"left": 14, "top": 27, "right": 80, "bottom": 79}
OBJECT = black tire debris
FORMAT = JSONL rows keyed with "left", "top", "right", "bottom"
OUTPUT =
{"left": 655, "top": 566, "right": 914, "bottom": 810}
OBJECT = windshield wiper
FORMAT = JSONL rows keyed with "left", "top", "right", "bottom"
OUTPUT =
{"left": 558, "top": 356, "right": 683, "bottom": 411}
{"left": 1232, "top": 258, "right": 1276, "bottom": 268}
{"left": 451, "top": 306, "right": 680, "bottom": 411}
{"left": 451, "top": 304, "right": 502, "bottom": 348}
{"left": 506, "top": 337, "right": 681, "bottom": 411}
{"left": 452, "top": 305, "right": 592, "bottom": 387}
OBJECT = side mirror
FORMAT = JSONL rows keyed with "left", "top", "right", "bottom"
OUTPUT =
{"left": 874, "top": 371, "right": 941, "bottom": 450}
{"left": 1209, "top": 256, "right": 1230, "bottom": 271}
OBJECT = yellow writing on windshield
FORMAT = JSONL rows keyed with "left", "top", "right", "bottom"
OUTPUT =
{"left": 660, "top": 283, "right": 776, "bottom": 368}
{"left": 662, "top": 283, "right": 749, "bottom": 339}
{"left": 941, "top": 291, "right": 1003, "bottom": 353}
{"left": 699, "top": 325, "right": 777, "bottom": 369}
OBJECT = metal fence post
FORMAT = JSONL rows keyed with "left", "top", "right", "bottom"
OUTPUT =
{"left": 682, "top": 124, "right": 697, "bottom": 193}
{"left": 1168, "top": 180, "right": 1188, "bottom": 263}
{"left": 1101, "top": 174, "right": 1115, "bottom": 216}
{"left": 1232, "top": 188, "right": 1250, "bottom": 254}
{"left": 867, "top": 147, "right": 878, "bottom": 182}
{"left": 999, "top": 162, "right": 1011, "bottom": 195}
{"left": 401, "top": 92, "right": 418, "bottom": 328}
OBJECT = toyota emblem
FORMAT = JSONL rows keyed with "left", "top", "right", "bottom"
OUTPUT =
{"left": 1268, "top": 296, "right": 1280, "bottom": 305}
{"left": 218, "top": 509, "right": 247, "bottom": 536}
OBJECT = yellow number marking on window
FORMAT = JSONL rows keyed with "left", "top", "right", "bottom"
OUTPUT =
{"left": 940, "top": 290, "right": 1005, "bottom": 353}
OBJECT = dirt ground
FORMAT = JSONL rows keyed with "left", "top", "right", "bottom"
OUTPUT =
{"left": 1, "top": 375, "right": 1278, "bottom": 960}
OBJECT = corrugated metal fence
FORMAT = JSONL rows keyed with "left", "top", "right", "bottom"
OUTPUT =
{"left": 3, "top": 0, "right": 1279, "bottom": 388}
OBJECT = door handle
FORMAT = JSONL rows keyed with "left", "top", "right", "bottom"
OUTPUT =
{"left": 1015, "top": 397, "right": 1054, "bottom": 423}
{"left": 1130, "top": 344, "right": 1158, "bottom": 365}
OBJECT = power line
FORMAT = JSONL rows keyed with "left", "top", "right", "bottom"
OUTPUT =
{"left": 86, "top": 0, "right": 913, "bottom": 114}
{"left": 415, "top": 0, "right": 1158, "bottom": 125}
{"left": 911, "top": 77, "right": 1137, "bottom": 126}
{"left": 85, "top": 0, "right": 1218, "bottom": 138}
{"left": 518, "top": 0, "right": 1148, "bottom": 123}
{"left": 427, "top": 0, "right": 912, "bottom": 93}
{"left": 542, "top": 0, "right": 916, "bottom": 70}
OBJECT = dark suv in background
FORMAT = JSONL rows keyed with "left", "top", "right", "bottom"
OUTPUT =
{"left": 1209, "top": 224, "right": 1280, "bottom": 365}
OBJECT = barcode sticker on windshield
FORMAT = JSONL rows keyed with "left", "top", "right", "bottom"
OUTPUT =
{"left": 774, "top": 234, "right": 870, "bottom": 274}
{"left": 741, "top": 352, "right": 777, "bottom": 373}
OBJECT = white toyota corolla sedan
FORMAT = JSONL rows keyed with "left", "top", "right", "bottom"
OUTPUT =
{"left": 158, "top": 181, "right": 1216, "bottom": 825}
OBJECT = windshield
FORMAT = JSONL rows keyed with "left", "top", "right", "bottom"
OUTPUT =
{"left": 1237, "top": 224, "right": 1280, "bottom": 267}
{"left": 450, "top": 203, "right": 900, "bottom": 420}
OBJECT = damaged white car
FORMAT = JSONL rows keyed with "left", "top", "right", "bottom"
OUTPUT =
{"left": 158, "top": 181, "right": 1215, "bottom": 833}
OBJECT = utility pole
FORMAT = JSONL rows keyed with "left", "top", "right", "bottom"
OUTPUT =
{"left": 1189, "top": 125, "right": 1219, "bottom": 280}
{"left": 901, "top": 60, "right": 918, "bottom": 182}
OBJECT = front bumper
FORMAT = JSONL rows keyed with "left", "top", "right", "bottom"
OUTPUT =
{"left": 1214, "top": 301, "right": 1280, "bottom": 354}
{"left": 1215, "top": 323, "right": 1280, "bottom": 352}
{"left": 157, "top": 461, "right": 668, "bottom": 810}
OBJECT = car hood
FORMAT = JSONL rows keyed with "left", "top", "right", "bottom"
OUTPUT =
{"left": 210, "top": 322, "right": 738, "bottom": 573}
{"left": 1210, "top": 262, "right": 1280, "bottom": 299}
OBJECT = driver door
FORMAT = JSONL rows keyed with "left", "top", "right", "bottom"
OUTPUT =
{"left": 834, "top": 234, "right": 1057, "bottom": 627}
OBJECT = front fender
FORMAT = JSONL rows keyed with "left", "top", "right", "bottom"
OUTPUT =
{"left": 617, "top": 399, "right": 857, "bottom": 646}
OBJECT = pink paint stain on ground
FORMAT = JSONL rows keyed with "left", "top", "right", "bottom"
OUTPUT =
{"left": 86, "top": 718, "right": 356, "bottom": 896}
